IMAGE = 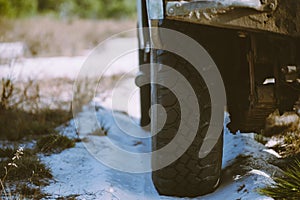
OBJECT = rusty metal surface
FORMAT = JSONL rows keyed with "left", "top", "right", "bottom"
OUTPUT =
{"left": 165, "top": 0, "right": 300, "bottom": 37}
{"left": 166, "top": 0, "right": 277, "bottom": 16}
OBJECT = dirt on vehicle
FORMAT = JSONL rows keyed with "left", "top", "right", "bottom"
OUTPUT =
{"left": 166, "top": 0, "right": 300, "bottom": 37}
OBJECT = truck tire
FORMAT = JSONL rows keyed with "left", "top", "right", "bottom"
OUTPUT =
{"left": 152, "top": 47, "right": 223, "bottom": 197}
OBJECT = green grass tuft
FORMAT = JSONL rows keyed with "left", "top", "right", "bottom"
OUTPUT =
{"left": 259, "top": 160, "right": 300, "bottom": 199}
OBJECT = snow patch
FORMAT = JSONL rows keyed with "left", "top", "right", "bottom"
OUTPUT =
{"left": 42, "top": 109, "right": 280, "bottom": 199}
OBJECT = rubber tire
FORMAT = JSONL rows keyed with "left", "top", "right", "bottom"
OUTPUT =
{"left": 151, "top": 48, "right": 223, "bottom": 197}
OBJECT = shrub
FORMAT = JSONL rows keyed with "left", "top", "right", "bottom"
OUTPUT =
{"left": 98, "top": 0, "right": 136, "bottom": 18}
{"left": 10, "top": 0, "right": 38, "bottom": 17}
{"left": 58, "top": 0, "right": 136, "bottom": 19}
{"left": 37, "top": 0, "right": 64, "bottom": 12}
{"left": 0, "top": 0, "right": 38, "bottom": 18}
{"left": 0, "top": 0, "right": 13, "bottom": 17}
{"left": 0, "top": 0, "right": 136, "bottom": 19}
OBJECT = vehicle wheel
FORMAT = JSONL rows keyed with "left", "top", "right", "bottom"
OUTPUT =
{"left": 151, "top": 48, "right": 223, "bottom": 197}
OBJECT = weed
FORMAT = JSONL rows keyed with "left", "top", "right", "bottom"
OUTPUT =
{"left": 16, "top": 184, "right": 47, "bottom": 199}
{"left": 90, "top": 128, "right": 107, "bottom": 136}
{"left": 254, "top": 133, "right": 268, "bottom": 145}
{"left": 0, "top": 78, "right": 14, "bottom": 110}
{"left": 56, "top": 194, "right": 80, "bottom": 200}
{"left": 0, "top": 147, "right": 36, "bottom": 159}
{"left": 0, "top": 147, "right": 51, "bottom": 198}
{"left": 0, "top": 149, "right": 52, "bottom": 186}
{"left": 259, "top": 160, "right": 300, "bottom": 199}
{"left": 0, "top": 76, "right": 72, "bottom": 141}
{"left": 264, "top": 110, "right": 299, "bottom": 136}
{"left": 36, "top": 134, "right": 75, "bottom": 155}
{"left": 0, "top": 108, "right": 72, "bottom": 140}
{"left": 264, "top": 111, "right": 300, "bottom": 157}
{"left": 270, "top": 131, "right": 300, "bottom": 157}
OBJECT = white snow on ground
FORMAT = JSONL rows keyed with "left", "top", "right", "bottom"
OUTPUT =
{"left": 41, "top": 108, "right": 280, "bottom": 200}
{"left": 0, "top": 42, "right": 26, "bottom": 62}
{"left": 0, "top": 37, "right": 138, "bottom": 81}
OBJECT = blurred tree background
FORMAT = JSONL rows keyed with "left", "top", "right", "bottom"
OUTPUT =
{"left": 0, "top": 0, "right": 136, "bottom": 19}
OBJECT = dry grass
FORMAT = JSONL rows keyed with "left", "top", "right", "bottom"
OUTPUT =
{"left": 264, "top": 110, "right": 300, "bottom": 157}
{"left": 0, "top": 76, "right": 73, "bottom": 141}
{"left": 0, "top": 67, "right": 123, "bottom": 197}
{"left": 265, "top": 110, "right": 300, "bottom": 136}
{"left": 36, "top": 134, "right": 75, "bottom": 155}
{"left": 0, "top": 70, "right": 123, "bottom": 141}
{"left": 15, "top": 184, "right": 47, "bottom": 199}
{"left": 0, "top": 17, "right": 136, "bottom": 57}
{"left": 1, "top": 77, "right": 42, "bottom": 112}
{"left": 0, "top": 108, "right": 72, "bottom": 140}
{"left": 0, "top": 154, "right": 52, "bottom": 185}
{"left": 0, "top": 147, "right": 52, "bottom": 199}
